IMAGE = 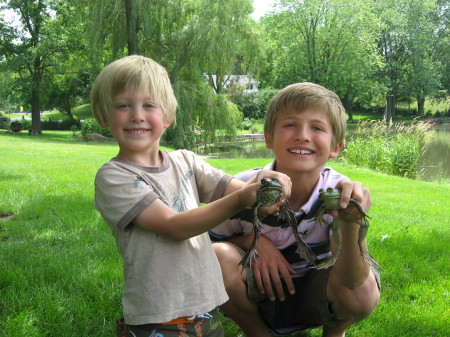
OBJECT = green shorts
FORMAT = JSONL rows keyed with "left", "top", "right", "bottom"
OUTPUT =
{"left": 233, "top": 243, "right": 381, "bottom": 335}
{"left": 116, "top": 308, "right": 224, "bottom": 337}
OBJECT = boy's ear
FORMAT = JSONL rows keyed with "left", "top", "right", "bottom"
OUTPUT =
{"left": 99, "top": 120, "right": 109, "bottom": 128}
{"left": 163, "top": 120, "right": 172, "bottom": 129}
{"left": 329, "top": 141, "right": 344, "bottom": 159}
{"left": 264, "top": 131, "right": 274, "bottom": 149}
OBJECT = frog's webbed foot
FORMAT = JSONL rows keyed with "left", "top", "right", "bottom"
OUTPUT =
{"left": 238, "top": 248, "right": 260, "bottom": 271}
{"left": 238, "top": 208, "right": 263, "bottom": 272}
{"left": 315, "top": 254, "right": 339, "bottom": 270}
{"left": 282, "top": 203, "right": 317, "bottom": 264}
{"left": 295, "top": 242, "right": 317, "bottom": 264}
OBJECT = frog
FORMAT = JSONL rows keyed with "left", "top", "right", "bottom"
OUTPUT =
{"left": 238, "top": 177, "right": 316, "bottom": 270}
{"left": 315, "top": 187, "right": 380, "bottom": 271}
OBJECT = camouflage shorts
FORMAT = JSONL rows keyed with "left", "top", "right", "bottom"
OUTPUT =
{"left": 116, "top": 308, "right": 224, "bottom": 337}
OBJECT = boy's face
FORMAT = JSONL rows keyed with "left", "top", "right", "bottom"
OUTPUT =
{"left": 265, "top": 106, "right": 343, "bottom": 176}
{"left": 105, "top": 87, "right": 171, "bottom": 160}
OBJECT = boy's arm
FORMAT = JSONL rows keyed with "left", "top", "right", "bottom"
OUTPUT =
{"left": 134, "top": 170, "right": 291, "bottom": 241}
{"left": 332, "top": 180, "right": 372, "bottom": 289}
{"left": 134, "top": 182, "right": 258, "bottom": 241}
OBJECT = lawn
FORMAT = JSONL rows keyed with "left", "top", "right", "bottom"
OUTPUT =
{"left": 0, "top": 131, "right": 448, "bottom": 336}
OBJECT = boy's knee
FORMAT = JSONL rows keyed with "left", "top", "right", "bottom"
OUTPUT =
{"left": 213, "top": 242, "right": 238, "bottom": 261}
{"left": 345, "top": 275, "right": 380, "bottom": 320}
{"left": 329, "top": 271, "right": 380, "bottom": 322}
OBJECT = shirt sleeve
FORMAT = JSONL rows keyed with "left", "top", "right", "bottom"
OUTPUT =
{"left": 95, "top": 162, "right": 159, "bottom": 230}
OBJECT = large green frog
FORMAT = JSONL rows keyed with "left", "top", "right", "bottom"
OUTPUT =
{"left": 315, "top": 187, "right": 380, "bottom": 271}
{"left": 239, "top": 178, "right": 316, "bottom": 269}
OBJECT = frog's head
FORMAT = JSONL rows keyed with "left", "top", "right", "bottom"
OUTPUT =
{"left": 319, "top": 188, "right": 341, "bottom": 209}
{"left": 257, "top": 177, "right": 283, "bottom": 206}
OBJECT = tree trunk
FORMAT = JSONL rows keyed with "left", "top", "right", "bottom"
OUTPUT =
{"left": 124, "top": 0, "right": 138, "bottom": 55}
{"left": 30, "top": 88, "right": 42, "bottom": 135}
{"left": 417, "top": 96, "right": 425, "bottom": 117}
{"left": 385, "top": 94, "right": 395, "bottom": 121}
{"left": 30, "top": 57, "right": 42, "bottom": 135}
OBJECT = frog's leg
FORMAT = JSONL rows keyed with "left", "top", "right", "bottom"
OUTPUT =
{"left": 283, "top": 206, "right": 316, "bottom": 263}
{"left": 316, "top": 219, "right": 342, "bottom": 270}
{"left": 357, "top": 218, "right": 381, "bottom": 271}
{"left": 315, "top": 206, "right": 328, "bottom": 226}
{"left": 238, "top": 208, "right": 262, "bottom": 271}
{"left": 349, "top": 199, "right": 371, "bottom": 219}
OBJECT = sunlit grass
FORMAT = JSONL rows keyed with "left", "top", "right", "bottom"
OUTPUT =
{"left": 0, "top": 131, "right": 448, "bottom": 336}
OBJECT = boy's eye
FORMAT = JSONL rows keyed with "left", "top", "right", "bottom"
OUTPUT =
{"left": 144, "top": 103, "right": 156, "bottom": 109}
{"left": 283, "top": 122, "right": 295, "bottom": 128}
{"left": 117, "top": 103, "right": 130, "bottom": 109}
{"left": 312, "top": 126, "right": 324, "bottom": 131}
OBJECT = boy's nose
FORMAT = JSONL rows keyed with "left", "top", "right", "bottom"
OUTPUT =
{"left": 294, "top": 127, "right": 311, "bottom": 142}
{"left": 130, "top": 107, "right": 145, "bottom": 122}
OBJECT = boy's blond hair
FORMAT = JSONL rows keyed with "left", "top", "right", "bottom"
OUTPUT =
{"left": 91, "top": 55, "right": 178, "bottom": 128}
{"left": 264, "top": 82, "right": 346, "bottom": 147}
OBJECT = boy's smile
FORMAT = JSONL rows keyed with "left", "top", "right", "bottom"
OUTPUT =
{"left": 106, "top": 88, "right": 171, "bottom": 165}
{"left": 265, "top": 106, "right": 342, "bottom": 177}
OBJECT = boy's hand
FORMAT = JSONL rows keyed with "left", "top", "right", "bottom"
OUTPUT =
{"left": 254, "top": 170, "right": 292, "bottom": 200}
{"left": 333, "top": 179, "right": 371, "bottom": 222}
{"left": 251, "top": 235, "right": 296, "bottom": 302}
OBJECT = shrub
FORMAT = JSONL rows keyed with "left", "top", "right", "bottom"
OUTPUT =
{"left": 41, "top": 118, "right": 81, "bottom": 130}
{"left": 233, "top": 88, "right": 278, "bottom": 119}
{"left": 0, "top": 113, "right": 10, "bottom": 129}
{"left": 80, "top": 118, "right": 112, "bottom": 138}
{"left": 343, "top": 119, "right": 434, "bottom": 179}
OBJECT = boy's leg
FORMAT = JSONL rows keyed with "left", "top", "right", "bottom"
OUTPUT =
{"left": 324, "top": 223, "right": 380, "bottom": 337}
{"left": 213, "top": 242, "right": 273, "bottom": 337}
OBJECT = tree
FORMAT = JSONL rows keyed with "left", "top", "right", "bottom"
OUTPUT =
{"left": 194, "top": 0, "right": 264, "bottom": 94}
{"left": 87, "top": 0, "right": 262, "bottom": 148}
{"left": 0, "top": 0, "right": 84, "bottom": 134}
{"left": 260, "top": 0, "right": 381, "bottom": 120}
{"left": 401, "top": 0, "right": 443, "bottom": 117}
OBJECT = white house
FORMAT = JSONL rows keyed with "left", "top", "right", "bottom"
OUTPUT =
{"left": 205, "top": 74, "right": 259, "bottom": 92}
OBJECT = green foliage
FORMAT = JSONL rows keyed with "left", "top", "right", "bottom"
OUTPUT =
{"left": 73, "top": 104, "right": 94, "bottom": 121}
{"left": 164, "top": 81, "right": 242, "bottom": 149}
{"left": 80, "top": 118, "right": 112, "bottom": 138}
{"left": 343, "top": 120, "right": 434, "bottom": 179}
{"left": 0, "top": 112, "right": 10, "bottom": 129}
{"left": 41, "top": 118, "right": 81, "bottom": 130}
{"left": 232, "top": 88, "right": 278, "bottom": 119}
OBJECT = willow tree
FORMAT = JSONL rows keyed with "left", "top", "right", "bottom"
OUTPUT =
{"left": 87, "top": 0, "right": 261, "bottom": 148}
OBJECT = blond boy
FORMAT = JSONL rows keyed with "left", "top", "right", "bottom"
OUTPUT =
{"left": 91, "top": 55, "right": 292, "bottom": 337}
{"left": 211, "top": 83, "right": 380, "bottom": 337}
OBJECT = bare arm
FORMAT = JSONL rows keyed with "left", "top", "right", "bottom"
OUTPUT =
{"left": 134, "top": 182, "right": 259, "bottom": 241}
{"left": 134, "top": 170, "right": 292, "bottom": 241}
{"left": 333, "top": 179, "right": 372, "bottom": 289}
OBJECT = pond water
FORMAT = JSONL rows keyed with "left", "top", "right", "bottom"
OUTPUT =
{"left": 194, "top": 123, "right": 450, "bottom": 182}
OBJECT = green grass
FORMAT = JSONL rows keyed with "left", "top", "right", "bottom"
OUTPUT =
{"left": 0, "top": 131, "right": 449, "bottom": 337}
{"left": 3, "top": 104, "right": 94, "bottom": 121}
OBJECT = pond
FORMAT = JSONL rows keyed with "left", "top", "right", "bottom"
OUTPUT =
{"left": 193, "top": 123, "right": 450, "bottom": 182}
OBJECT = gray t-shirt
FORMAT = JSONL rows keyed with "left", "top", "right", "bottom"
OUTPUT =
{"left": 95, "top": 150, "right": 231, "bottom": 324}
